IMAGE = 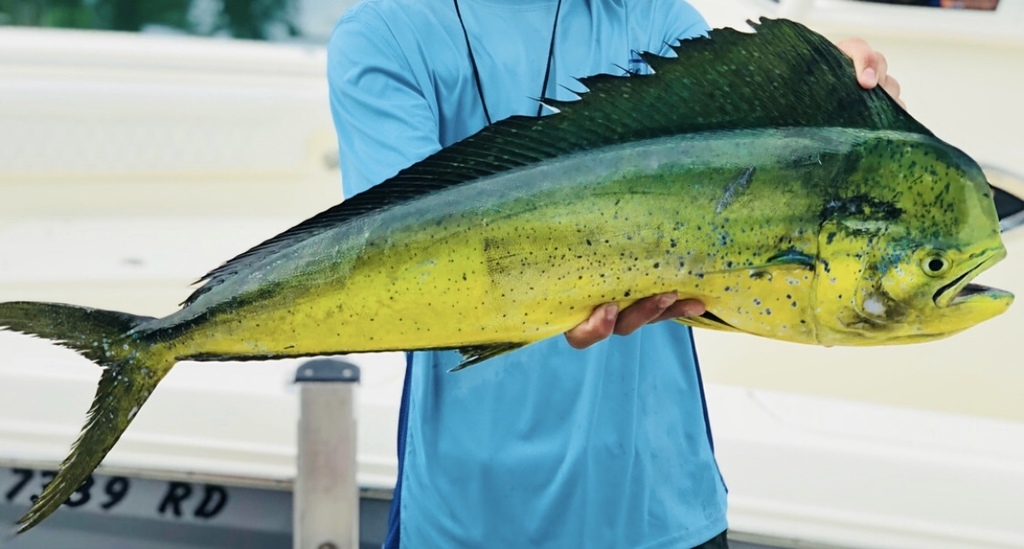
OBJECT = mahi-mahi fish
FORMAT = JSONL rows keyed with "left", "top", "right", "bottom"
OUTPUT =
{"left": 0, "top": 18, "right": 1013, "bottom": 531}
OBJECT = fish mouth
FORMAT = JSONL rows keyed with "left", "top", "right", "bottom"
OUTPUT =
{"left": 932, "top": 248, "right": 1012, "bottom": 308}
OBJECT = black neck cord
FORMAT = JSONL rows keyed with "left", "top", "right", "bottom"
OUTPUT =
{"left": 453, "top": 0, "right": 563, "bottom": 125}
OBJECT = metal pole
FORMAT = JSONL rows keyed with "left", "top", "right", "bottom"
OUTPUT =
{"left": 294, "top": 358, "right": 361, "bottom": 549}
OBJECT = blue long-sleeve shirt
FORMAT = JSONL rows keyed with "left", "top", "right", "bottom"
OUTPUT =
{"left": 327, "top": 1, "right": 728, "bottom": 546}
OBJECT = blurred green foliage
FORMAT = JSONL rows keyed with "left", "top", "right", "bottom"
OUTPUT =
{"left": 0, "top": 0, "right": 298, "bottom": 40}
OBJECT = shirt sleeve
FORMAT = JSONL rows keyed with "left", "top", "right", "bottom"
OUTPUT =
{"left": 653, "top": 0, "right": 711, "bottom": 54}
{"left": 327, "top": 9, "right": 443, "bottom": 198}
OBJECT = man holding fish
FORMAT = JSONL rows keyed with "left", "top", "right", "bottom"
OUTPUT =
{"left": 6, "top": 0, "right": 1012, "bottom": 536}
{"left": 328, "top": 1, "right": 903, "bottom": 548}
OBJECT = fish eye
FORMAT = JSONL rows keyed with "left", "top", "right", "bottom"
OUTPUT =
{"left": 922, "top": 255, "right": 950, "bottom": 277}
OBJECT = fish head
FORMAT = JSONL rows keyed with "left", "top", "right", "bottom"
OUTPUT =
{"left": 812, "top": 136, "right": 1014, "bottom": 346}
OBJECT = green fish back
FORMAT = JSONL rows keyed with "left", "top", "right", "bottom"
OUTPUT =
{"left": 184, "top": 17, "right": 929, "bottom": 307}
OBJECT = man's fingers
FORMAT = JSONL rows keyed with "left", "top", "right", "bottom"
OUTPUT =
{"left": 565, "top": 302, "right": 618, "bottom": 349}
{"left": 867, "top": 50, "right": 888, "bottom": 89}
{"left": 836, "top": 38, "right": 881, "bottom": 88}
{"left": 612, "top": 293, "right": 677, "bottom": 336}
{"left": 652, "top": 298, "right": 706, "bottom": 323}
{"left": 564, "top": 295, "right": 707, "bottom": 349}
{"left": 882, "top": 75, "right": 905, "bottom": 109}
{"left": 836, "top": 38, "right": 888, "bottom": 86}
{"left": 836, "top": 37, "right": 905, "bottom": 108}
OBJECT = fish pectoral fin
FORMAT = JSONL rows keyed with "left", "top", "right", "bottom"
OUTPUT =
{"left": 450, "top": 343, "right": 528, "bottom": 372}
{"left": 675, "top": 311, "right": 742, "bottom": 333}
{"left": 765, "top": 249, "right": 815, "bottom": 269}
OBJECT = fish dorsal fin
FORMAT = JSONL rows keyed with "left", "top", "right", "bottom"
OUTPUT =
{"left": 184, "top": 17, "right": 928, "bottom": 306}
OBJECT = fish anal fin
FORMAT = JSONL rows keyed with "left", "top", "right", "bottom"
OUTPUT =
{"left": 450, "top": 343, "right": 527, "bottom": 372}
{"left": 675, "top": 311, "right": 742, "bottom": 333}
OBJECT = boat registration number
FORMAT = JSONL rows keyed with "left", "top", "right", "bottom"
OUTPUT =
{"left": 1, "top": 466, "right": 290, "bottom": 530}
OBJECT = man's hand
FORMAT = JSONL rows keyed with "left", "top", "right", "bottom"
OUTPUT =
{"left": 565, "top": 293, "right": 705, "bottom": 350}
{"left": 564, "top": 38, "right": 904, "bottom": 351}
{"left": 836, "top": 38, "right": 905, "bottom": 108}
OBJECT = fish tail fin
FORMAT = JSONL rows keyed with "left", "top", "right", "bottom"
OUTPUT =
{"left": 0, "top": 302, "right": 172, "bottom": 533}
